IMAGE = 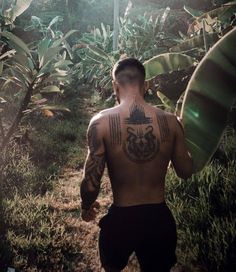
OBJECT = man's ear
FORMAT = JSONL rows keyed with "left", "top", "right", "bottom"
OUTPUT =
{"left": 144, "top": 81, "right": 148, "bottom": 94}
{"left": 112, "top": 80, "right": 119, "bottom": 95}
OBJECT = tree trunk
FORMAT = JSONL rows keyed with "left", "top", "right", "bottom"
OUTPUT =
{"left": 0, "top": 83, "right": 34, "bottom": 151}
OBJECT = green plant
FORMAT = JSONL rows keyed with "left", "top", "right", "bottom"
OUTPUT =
{"left": 0, "top": 0, "right": 33, "bottom": 31}
{"left": 0, "top": 29, "right": 77, "bottom": 150}
{"left": 170, "top": 1, "right": 236, "bottom": 56}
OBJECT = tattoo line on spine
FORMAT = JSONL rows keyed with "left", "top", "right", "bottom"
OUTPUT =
{"left": 109, "top": 114, "right": 122, "bottom": 145}
{"left": 156, "top": 113, "right": 170, "bottom": 142}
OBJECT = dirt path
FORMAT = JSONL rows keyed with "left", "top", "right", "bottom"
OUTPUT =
{"left": 49, "top": 168, "right": 139, "bottom": 271}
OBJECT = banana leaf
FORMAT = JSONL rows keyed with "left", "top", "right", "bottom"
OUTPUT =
{"left": 11, "top": 0, "right": 33, "bottom": 21}
{"left": 157, "top": 91, "right": 175, "bottom": 111}
{"left": 184, "top": 6, "right": 204, "bottom": 18}
{"left": 187, "top": 3, "right": 236, "bottom": 34}
{"left": 144, "top": 53, "right": 196, "bottom": 81}
{"left": 180, "top": 28, "right": 236, "bottom": 172}
{"left": 170, "top": 33, "right": 219, "bottom": 52}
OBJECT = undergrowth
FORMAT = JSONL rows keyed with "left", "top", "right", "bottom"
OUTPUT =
{"left": 166, "top": 129, "right": 236, "bottom": 272}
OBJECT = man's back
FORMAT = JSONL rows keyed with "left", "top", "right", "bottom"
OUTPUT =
{"left": 80, "top": 58, "right": 193, "bottom": 272}
{"left": 95, "top": 98, "right": 192, "bottom": 207}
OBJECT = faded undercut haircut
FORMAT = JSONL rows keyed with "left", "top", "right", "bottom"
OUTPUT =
{"left": 112, "top": 58, "right": 146, "bottom": 86}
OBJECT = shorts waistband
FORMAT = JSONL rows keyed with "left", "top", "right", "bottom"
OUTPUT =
{"left": 109, "top": 201, "right": 167, "bottom": 213}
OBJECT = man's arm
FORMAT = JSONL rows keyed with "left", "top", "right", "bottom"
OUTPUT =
{"left": 171, "top": 117, "right": 193, "bottom": 179}
{"left": 80, "top": 118, "right": 105, "bottom": 212}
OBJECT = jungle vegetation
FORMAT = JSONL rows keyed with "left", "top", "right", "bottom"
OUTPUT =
{"left": 0, "top": 0, "right": 235, "bottom": 271}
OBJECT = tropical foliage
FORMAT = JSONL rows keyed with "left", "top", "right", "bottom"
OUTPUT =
{"left": 0, "top": 29, "right": 77, "bottom": 150}
{"left": 0, "top": 0, "right": 235, "bottom": 271}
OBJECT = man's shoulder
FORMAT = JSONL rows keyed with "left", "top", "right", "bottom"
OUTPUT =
{"left": 89, "top": 107, "right": 117, "bottom": 125}
{"left": 155, "top": 107, "right": 175, "bottom": 119}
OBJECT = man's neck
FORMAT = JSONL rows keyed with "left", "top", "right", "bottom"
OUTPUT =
{"left": 119, "top": 88, "right": 144, "bottom": 105}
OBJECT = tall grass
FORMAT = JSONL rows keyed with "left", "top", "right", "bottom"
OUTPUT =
{"left": 166, "top": 130, "right": 236, "bottom": 271}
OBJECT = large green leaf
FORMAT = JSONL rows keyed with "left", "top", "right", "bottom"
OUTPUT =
{"left": 87, "top": 45, "right": 110, "bottom": 61}
{"left": 181, "top": 28, "right": 236, "bottom": 172}
{"left": 144, "top": 53, "right": 196, "bottom": 81}
{"left": 184, "top": 5, "right": 204, "bottom": 18}
{"left": 38, "top": 39, "right": 51, "bottom": 66}
{"left": 10, "top": 0, "right": 33, "bottom": 21}
{"left": 40, "top": 46, "right": 60, "bottom": 68}
{"left": 157, "top": 91, "right": 175, "bottom": 111}
{"left": 52, "top": 30, "right": 78, "bottom": 47}
{"left": 1, "top": 31, "right": 31, "bottom": 56}
{"left": 170, "top": 33, "right": 219, "bottom": 52}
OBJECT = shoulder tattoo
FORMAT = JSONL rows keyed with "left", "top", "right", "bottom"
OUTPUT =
{"left": 156, "top": 112, "right": 170, "bottom": 142}
{"left": 109, "top": 114, "right": 122, "bottom": 145}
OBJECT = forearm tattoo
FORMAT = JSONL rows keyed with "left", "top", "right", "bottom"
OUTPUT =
{"left": 81, "top": 122, "right": 105, "bottom": 210}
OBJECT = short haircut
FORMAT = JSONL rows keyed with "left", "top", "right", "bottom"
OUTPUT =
{"left": 112, "top": 58, "right": 146, "bottom": 86}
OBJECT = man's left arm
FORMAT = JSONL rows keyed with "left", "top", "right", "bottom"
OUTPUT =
{"left": 80, "top": 119, "right": 105, "bottom": 220}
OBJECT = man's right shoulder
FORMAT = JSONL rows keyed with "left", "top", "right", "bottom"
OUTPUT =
{"left": 90, "top": 107, "right": 118, "bottom": 124}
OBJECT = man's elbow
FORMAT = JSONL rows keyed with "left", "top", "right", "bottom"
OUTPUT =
{"left": 176, "top": 163, "right": 193, "bottom": 180}
{"left": 177, "top": 170, "right": 192, "bottom": 180}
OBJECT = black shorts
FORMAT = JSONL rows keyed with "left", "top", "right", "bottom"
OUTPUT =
{"left": 99, "top": 202, "right": 177, "bottom": 272}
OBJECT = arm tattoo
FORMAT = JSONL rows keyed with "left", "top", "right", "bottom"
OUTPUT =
{"left": 109, "top": 114, "right": 122, "bottom": 145}
{"left": 123, "top": 103, "right": 159, "bottom": 163}
{"left": 156, "top": 112, "right": 170, "bottom": 142}
{"left": 80, "top": 122, "right": 105, "bottom": 210}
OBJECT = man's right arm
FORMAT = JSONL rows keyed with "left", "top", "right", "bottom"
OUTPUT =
{"left": 171, "top": 117, "right": 193, "bottom": 179}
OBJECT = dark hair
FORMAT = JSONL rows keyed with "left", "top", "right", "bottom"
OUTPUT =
{"left": 112, "top": 58, "right": 145, "bottom": 86}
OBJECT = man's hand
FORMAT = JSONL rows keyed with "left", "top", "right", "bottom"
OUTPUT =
{"left": 81, "top": 201, "right": 100, "bottom": 222}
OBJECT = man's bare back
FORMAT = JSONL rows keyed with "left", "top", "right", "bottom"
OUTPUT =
{"left": 84, "top": 98, "right": 192, "bottom": 207}
{"left": 80, "top": 58, "right": 193, "bottom": 272}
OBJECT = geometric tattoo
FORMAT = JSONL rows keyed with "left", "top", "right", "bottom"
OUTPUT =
{"left": 125, "top": 103, "right": 152, "bottom": 125}
{"left": 109, "top": 114, "right": 122, "bottom": 145}
{"left": 156, "top": 112, "right": 170, "bottom": 142}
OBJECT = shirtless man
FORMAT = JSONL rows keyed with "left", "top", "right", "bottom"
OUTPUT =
{"left": 80, "top": 58, "right": 193, "bottom": 272}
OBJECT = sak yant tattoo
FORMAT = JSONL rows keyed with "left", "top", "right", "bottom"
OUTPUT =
{"left": 123, "top": 103, "right": 160, "bottom": 163}
{"left": 125, "top": 103, "right": 152, "bottom": 125}
{"left": 156, "top": 112, "right": 170, "bottom": 142}
{"left": 109, "top": 114, "right": 122, "bottom": 145}
{"left": 81, "top": 122, "right": 105, "bottom": 210}
{"left": 123, "top": 126, "right": 160, "bottom": 163}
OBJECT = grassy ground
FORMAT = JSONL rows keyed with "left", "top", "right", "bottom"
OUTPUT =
{"left": 0, "top": 88, "right": 235, "bottom": 271}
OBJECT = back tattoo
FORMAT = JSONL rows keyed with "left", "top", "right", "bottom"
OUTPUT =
{"left": 108, "top": 103, "right": 170, "bottom": 163}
